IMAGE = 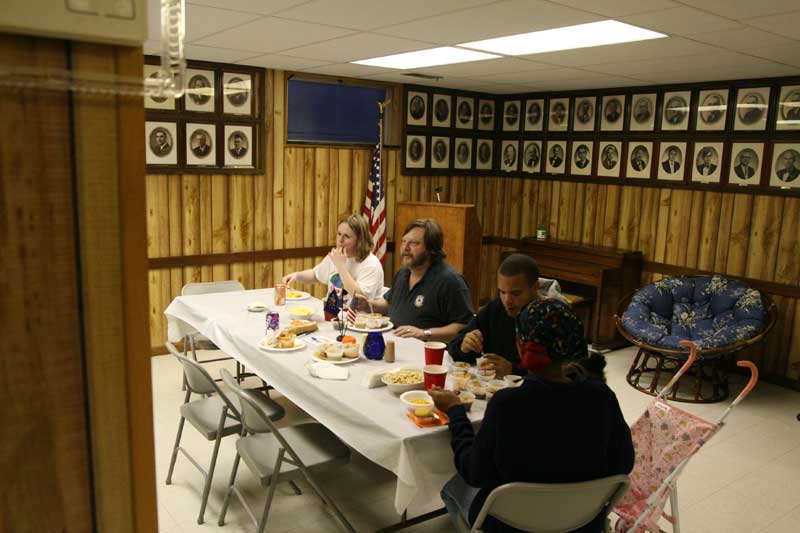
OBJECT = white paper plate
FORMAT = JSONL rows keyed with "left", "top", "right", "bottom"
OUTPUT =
{"left": 286, "top": 290, "right": 311, "bottom": 301}
{"left": 247, "top": 302, "right": 268, "bottom": 312}
{"left": 344, "top": 322, "right": 394, "bottom": 333}
{"left": 258, "top": 339, "right": 306, "bottom": 352}
{"left": 310, "top": 352, "right": 361, "bottom": 365}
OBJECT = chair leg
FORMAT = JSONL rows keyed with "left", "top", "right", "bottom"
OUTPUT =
{"left": 257, "top": 449, "right": 286, "bottom": 533}
{"left": 165, "top": 416, "right": 186, "bottom": 485}
{"left": 197, "top": 408, "right": 227, "bottom": 524}
{"left": 670, "top": 482, "right": 681, "bottom": 533}
{"left": 289, "top": 480, "right": 303, "bottom": 495}
{"left": 218, "top": 451, "right": 242, "bottom": 526}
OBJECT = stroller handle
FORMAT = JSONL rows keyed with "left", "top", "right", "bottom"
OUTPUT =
{"left": 735, "top": 360, "right": 759, "bottom": 400}
{"left": 655, "top": 340, "right": 698, "bottom": 400}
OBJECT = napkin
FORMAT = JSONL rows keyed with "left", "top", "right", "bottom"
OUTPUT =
{"left": 361, "top": 367, "right": 391, "bottom": 389}
{"left": 306, "top": 361, "right": 349, "bottom": 380}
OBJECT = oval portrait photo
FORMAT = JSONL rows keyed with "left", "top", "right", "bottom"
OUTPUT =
{"left": 457, "top": 100, "right": 472, "bottom": 125}
{"left": 149, "top": 127, "right": 173, "bottom": 157}
{"left": 695, "top": 147, "right": 719, "bottom": 176}
{"left": 733, "top": 148, "right": 758, "bottom": 180}
{"left": 604, "top": 98, "right": 622, "bottom": 124}
{"left": 502, "top": 144, "right": 517, "bottom": 167}
{"left": 775, "top": 149, "right": 800, "bottom": 183}
{"left": 456, "top": 141, "right": 470, "bottom": 164}
{"left": 409, "top": 95, "right": 426, "bottom": 120}
{"left": 227, "top": 131, "right": 249, "bottom": 159}
{"left": 664, "top": 96, "right": 688, "bottom": 125}
{"left": 225, "top": 77, "right": 250, "bottom": 108}
{"left": 432, "top": 139, "right": 447, "bottom": 163}
{"left": 576, "top": 99, "right": 593, "bottom": 124}
{"left": 738, "top": 92, "right": 765, "bottom": 125}
{"left": 188, "top": 74, "right": 212, "bottom": 105}
{"left": 478, "top": 142, "right": 492, "bottom": 164}
{"left": 434, "top": 98, "right": 449, "bottom": 123}
{"left": 630, "top": 145, "right": 650, "bottom": 171}
{"left": 601, "top": 144, "right": 619, "bottom": 170}
{"left": 550, "top": 102, "right": 566, "bottom": 125}
{"left": 524, "top": 143, "right": 540, "bottom": 168}
{"left": 548, "top": 144, "right": 564, "bottom": 167}
{"left": 781, "top": 89, "right": 800, "bottom": 121}
{"left": 148, "top": 72, "right": 168, "bottom": 104}
{"left": 633, "top": 97, "right": 652, "bottom": 124}
{"left": 526, "top": 102, "right": 542, "bottom": 126}
{"left": 700, "top": 93, "right": 726, "bottom": 125}
{"left": 479, "top": 102, "right": 494, "bottom": 125}
{"left": 505, "top": 102, "right": 519, "bottom": 126}
{"left": 190, "top": 129, "right": 213, "bottom": 158}
{"left": 408, "top": 138, "right": 423, "bottom": 162}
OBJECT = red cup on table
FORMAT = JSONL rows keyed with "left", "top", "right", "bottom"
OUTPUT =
{"left": 423, "top": 364, "right": 448, "bottom": 390}
{"left": 424, "top": 341, "right": 446, "bottom": 365}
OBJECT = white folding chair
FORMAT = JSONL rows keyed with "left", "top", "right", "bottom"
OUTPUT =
{"left": 217, "top": 369, "right": 355, "bottom": 533}
{"left": 164, "top": 342, "right": 285, "bottom": 524}
{"left": 466, "top": 475, "right": 630, "bottom": 533}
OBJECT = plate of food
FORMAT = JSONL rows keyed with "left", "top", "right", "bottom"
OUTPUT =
{"left": 286, "top": 290, "right": 311, "bottom": 301}
{"left": 346, "top": 322, "right": 394, "bottom": 333}
{"left": 310, "top": 339, "right": 361, "bottom": 364}
{"left": 258, "top": 331, "right": 306, "bottom": 352}
{"left": 381, "top": 368, "right": 425, "bottom": 393}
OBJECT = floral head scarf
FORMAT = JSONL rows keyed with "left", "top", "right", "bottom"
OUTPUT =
{"left": 515, "top": 299, "right": 588, "bottom": 372}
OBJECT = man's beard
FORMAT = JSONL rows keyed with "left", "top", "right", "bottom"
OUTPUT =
{"left": 403, "top": 251, "right": 430, "bottom": 269}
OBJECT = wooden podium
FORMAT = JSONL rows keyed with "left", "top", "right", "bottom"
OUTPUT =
{"left": 394, "top": 202, "right": 482, "bottom": 308}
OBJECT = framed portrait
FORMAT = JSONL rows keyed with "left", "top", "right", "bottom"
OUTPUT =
{"left": 601, "top": 95, "right": 624, "bottom": 132}
{"left": 454, "top": 138, "right": 473, "bottom": 170}
{"left": 524, "top": 99, "right": 544, "bottom": 132}
{"left": 522, "top": 140, "right": 542, "bottom": 174}
{"left": 503, "top": 100, "right": 521, "bottom": 132}
{"left": 626, "top": 142, "right": 653, "bottom": 179}
{"left": 186, "top": 123, "right": 216, "bottom": 166}
{"left": 500, "top": 140, "right": 519, "bottom": 172}
{"left": 185, "top": 69, "right": 215, "bottom": 113}
{"left": 691, "top": 142, "right": 724, "bottom": 184}
{"left": 630, "top": 94, "right": 656, "bottom": 131}
{"left": 770, "top": 143, "right": 800, "bottom": 189}
{"left": 407, "top": 91, "right": 428, "bottom": 127}
{"left": 405, "top": 134, "right": 426, "bottom": 169}
{"left": 145, "top": 121, "right": 177, "bottom": 165}
{"left": 478, "top": 99, "right": 495, "bottom": 131}
{"left": 695, "top": 89, "right": 728, "bottom": 131}
{"left": 548, "top": 98, "right": 569, "bottom": 132}
{"left": 455, "top": 96, "right": 475, "bottom": 129}
{"left": 224, "top": 125, "right": 253, "bottom": 167}
{"left": 734, "top": 87, "right": 770, "bottom": 131}
{"left": 430, "top": 136, "right": 450, "bottom": 169}
{"left": 223, "top": 72, "right": 252, "bottom": 116}
{"left": 432, "top": 94, "right": 452, "bottom": 128}
{"left": 570, "top": 142, "right": 593, "bottom": 176}
{"left": 476, "top": 139, "right": 493, "bottom": 170}
{"left": 776, "top": 85, "right": 800, "bottom": 131}
{"left": 728, "top": 142, "right": 763, "bottom": 186}
{"left": 573, "top": 96, "right": 596, "bottom": 132}
{"left": 661, "top": 91, "right": 691, "bottom": 131}
{"left": 545, "top": 140, "right": 566, "bottom": 174}
{"left": 597, "top": 141, "right": 622, "bottom": 178}
{"left": 657, "top": 142, "right": 687, "bottom": 181}
{"left": 144, "top": 65, "right": 175, "bottom": 110}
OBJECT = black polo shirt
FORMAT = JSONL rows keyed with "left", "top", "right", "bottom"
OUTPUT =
{"left": 385, "top": 261, "right": 474, "bottom": 329}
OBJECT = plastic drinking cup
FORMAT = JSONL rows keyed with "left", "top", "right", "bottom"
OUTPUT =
{"left": 424, "top": 342, "right": 446, "bottom": 365}
{"left": 423, "top": 364, "right": 448, "bottom": 390}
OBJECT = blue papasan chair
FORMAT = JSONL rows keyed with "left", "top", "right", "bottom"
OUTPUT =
{"left": 615, "top": 275, "right": 776, "bottom": 403}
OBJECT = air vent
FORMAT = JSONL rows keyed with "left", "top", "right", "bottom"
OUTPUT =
{"left": 403, "top": 73, "right": 442, "bottom": 80}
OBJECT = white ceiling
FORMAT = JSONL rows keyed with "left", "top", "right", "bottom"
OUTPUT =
{"left": 143, "top": 0, "right": 800, "bottom": 93}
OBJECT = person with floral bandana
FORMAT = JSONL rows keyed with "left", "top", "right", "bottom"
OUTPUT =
{"left": 430, "top": 299, "right": 634, "bottom": 532}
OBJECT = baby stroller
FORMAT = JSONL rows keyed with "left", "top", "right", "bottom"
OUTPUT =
{"left": 613, "top": 340, "right": 759, "bottom": 533}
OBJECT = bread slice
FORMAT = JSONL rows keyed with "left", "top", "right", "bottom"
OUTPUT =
{"left": 285, "top": 319, "right": 318, "bottom": 335}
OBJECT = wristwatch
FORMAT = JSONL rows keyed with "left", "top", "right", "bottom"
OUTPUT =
{"left": 423, "top": 329, "right": 432, "bottom": 341}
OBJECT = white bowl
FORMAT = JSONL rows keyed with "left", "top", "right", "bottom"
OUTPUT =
{"left": 400, "top": 390, "right": 435, "bottom": 417}
{"left": 382, "top": 368, "right": 425, "bottom": 394}
{"left": 288, "top": 305, "right": 314, "bottom": 321}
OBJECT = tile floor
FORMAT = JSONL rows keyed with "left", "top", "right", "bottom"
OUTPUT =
{"left": 152, "top": 347, "right": 800, "bottom": 533}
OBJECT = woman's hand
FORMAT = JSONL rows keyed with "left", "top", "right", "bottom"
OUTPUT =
{"left": 282, "top": 272, "right": 298, "bottom": 286}
{"left": 394, "top": 325, "right": 424, "bottom": 339}
{"left": 428, "top": 386, "right": 461, "bottom": 412}
{"left": 329, "top": 247, "right": 348, "bottom": 271}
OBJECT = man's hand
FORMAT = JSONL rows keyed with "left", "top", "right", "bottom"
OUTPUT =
{"left": 461, "top": 329, "right": 484, "bottom": 354}
{"left": 428, "top": 386, "right": 461, "bottom": 412}
{"left": 480, "top": 353, "right": 513, "bottom": 379}
{"left": 394, "top": 325, "right": 424, "bottom": 339}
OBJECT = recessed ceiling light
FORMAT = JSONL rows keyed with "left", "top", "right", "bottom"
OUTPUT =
{"left": 458, "top": 20, "right": 666, "bottom": 56}
{"left": 352, "top": 47, "right": 500, "bottom": 69}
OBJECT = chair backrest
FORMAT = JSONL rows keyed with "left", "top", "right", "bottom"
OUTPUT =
{"left": 471, "top": 475, "right": 630, "bottom": 533}
{"left": 220, "top": 369, "right": 274, "bottom": 435}
{"left": 165, "top": 342, "right": 239, "bottom": 414}
{"left": 182, "top": 280, "right": 245, "bottom": 296}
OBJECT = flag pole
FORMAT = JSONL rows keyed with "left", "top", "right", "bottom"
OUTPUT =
{"left": 377, "top": 98, "right": 391, "bottom": 190}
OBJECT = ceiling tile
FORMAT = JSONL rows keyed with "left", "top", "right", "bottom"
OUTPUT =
{"left": 236, "top": 54, "right": 331, "bottom": 70}
{"left": 636, "top": 64, "right": 800, "bottom": 84}
{"left": 470, "top": 67, "right": 614, "bottom": 85}
{"left": 691, "top": 27, "right": 796, "bottom": 52}
{"left": 183, "top": 4, "right": 264, "bottom": 42}
{"left": 678, "top": 1, "right": 800, "bottom": 19}
{"left": 621, "top": 6, "right": 743, "bottom": 36}
{"left": 547, "top": 0, "right": 678, "bottom": 17}
{"left": 281, "top": 33, "right": 434, "bottom": 63}
{"left": 531, "top": 76, "right": 649, "bottom": 91}
{"left": 183, "top": 44, "right": 263, "bottom": 64}
{"left": 585, "top": 52, "right": 786, "bottom": 78}
{"left": 192, "top": 17, "right": 356, "bottom": 53}
{"left": 275, "top": 0, "right": 494, "bottom": 31}
{"left": 748, "top": 10, "right": 800, "bottom": 39}
{"left": 749, "top": 44, "right": 800, "bottom": 68}
{"left": 411, "top": 57, "right": 553, "bottom": 77}
{"left": 377, "top": 0, "right": 600, "bottom": 45}
{"left": 187, "top": 0, "right": 313, "bottom": 15}
{"left": 298, "top": 63, "right": 394, "bottom": 77}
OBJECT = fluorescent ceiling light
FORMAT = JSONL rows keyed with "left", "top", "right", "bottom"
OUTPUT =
{"left": 458, "top": 20, "right": 666, "bottom": 56}
{"left": 352, "top": 47, "right": 500, "bottom": 69}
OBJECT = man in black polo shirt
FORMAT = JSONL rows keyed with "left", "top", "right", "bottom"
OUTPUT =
{"left": 364, "top": 219, "right": 473, "bottom": 343}
{"left": 447, "top": 254, "right": 565, "bottom": 378}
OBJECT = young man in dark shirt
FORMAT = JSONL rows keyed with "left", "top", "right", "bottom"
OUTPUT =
{"left": 431, "top": 300, "right": 635, "bottom": 533}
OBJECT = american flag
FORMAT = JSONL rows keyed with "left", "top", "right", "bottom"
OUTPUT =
{"left": 363, "top": 143, "right": 387, "bottom": 265}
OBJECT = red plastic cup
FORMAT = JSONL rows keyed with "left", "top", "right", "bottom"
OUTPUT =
{"left": 424, "top": 341, "right": 446, "bottom": 365}
{"left": 423, "top": 364, "right": 448, "bottom": 390}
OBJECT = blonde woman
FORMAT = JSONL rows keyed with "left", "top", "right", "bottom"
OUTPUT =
{"left": 282, "top": 213, "right": 384, "bottom": 306}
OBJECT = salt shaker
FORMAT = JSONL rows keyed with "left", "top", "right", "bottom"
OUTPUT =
{"left": 384, "top": 340, "right": 396, "bottom": 363}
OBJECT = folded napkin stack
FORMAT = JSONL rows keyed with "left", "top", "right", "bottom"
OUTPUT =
{"left": 306, "top": 361, "right": 349, "bottom": 380}
{"left": 361, "top": 367, "right": 392, "bottom": 389}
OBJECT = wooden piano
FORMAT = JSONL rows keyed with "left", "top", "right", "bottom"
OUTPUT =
{"left": 497, "top": 237, "right": 643, "bottom": 350}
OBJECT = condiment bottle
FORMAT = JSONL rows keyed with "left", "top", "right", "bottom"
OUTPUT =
{"left": 384, "top": 340, "right": 395, "bottom": 363}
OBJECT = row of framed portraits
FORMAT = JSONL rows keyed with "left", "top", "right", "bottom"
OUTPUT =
{"left": 145, "top": 121, "right": 256, "bottom": 168}
{"left": 405, "top": 83, "right": 800, "bottom": 134}
{"left": 402, "top": 134, "right": 800, "bottom": 191}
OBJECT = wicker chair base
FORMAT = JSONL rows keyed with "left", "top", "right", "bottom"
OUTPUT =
{"left": 626, "top": 348, "right": 730, "bottom": 403}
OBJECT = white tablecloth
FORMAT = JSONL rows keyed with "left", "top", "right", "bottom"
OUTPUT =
{"left": 164, "top": 288, "right": 484, "bottom": 515}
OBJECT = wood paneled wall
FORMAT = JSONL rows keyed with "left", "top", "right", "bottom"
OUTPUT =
{"left": 147, "top": 70, "right": 800, "bottom": 384}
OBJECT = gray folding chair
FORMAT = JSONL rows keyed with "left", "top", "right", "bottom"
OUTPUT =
{"left": 465, "top": 475, "right": 630, "bottom": 533}
{"left": 217, "top": 369, "right": 355, "bottom": 533}
{"left": 164, "top": 342, "right": 285, "bottom": 524}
